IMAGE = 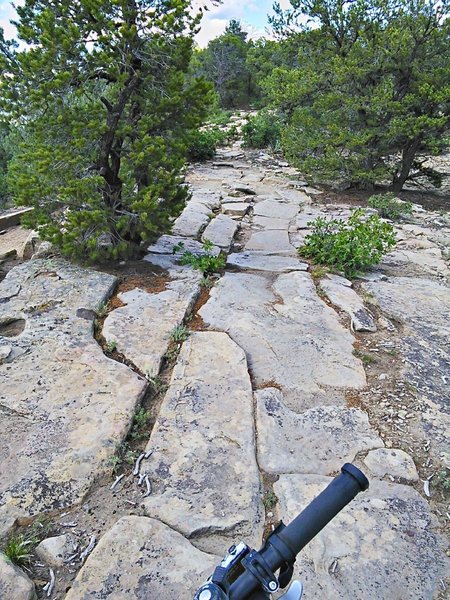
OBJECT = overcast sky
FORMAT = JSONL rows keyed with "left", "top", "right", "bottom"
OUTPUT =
{"left": 0, "top": 1, "right": 293, "bottom": 46}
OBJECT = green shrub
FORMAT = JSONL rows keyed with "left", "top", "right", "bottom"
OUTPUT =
{"left": 187, "top": 128, "right": 227, "bottom": 161}
{"left": 299, "top": 209, "right": 396, "bottom": 278}
{"left": 177, "top": 240, "right": 226, "bottom": 274}
{"left": 368, "top": 193, "right": 413, "bottom": 220}
{"left": 3, "top": 534, "right": 36, "bottom": 566}
{"left": 242, "top": 111, "right": 283, "bottom": 149}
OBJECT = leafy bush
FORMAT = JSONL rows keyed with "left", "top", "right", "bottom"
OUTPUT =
{"left": 368, "top": 193, "right": 413, "bottom": 220}
{"left": 242, "top": 111, "right": 283, "bottom": 149}
{"left": 187, "top": 128, "right": 227, "bottom": 161}
{"left": 299, "top": 209, "right": 396, "bottom": 278}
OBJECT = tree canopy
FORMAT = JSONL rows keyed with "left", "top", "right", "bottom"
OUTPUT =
{"left": 0, "top": 0, "right": 212, "bottom": 260}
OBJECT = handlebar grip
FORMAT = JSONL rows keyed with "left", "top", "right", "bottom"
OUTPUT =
{"left": 278, "top": 463, "right": 368, "bottom": 555}
{"left": 229, "top": 464, "right": 368, "bottom": 600}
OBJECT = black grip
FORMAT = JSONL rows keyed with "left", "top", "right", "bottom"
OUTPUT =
{"left": 229, "top": 464, "right": 368, "bottom": 600}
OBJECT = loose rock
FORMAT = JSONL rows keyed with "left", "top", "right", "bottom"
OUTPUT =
{"left": 35, "top": 534, "right": 75, "bottom": 567}
{"left": 0, "top": 554, "right": 36, "bottom": 600}
{"left": 364, "top": 448, "right": 419, "bottom": 482}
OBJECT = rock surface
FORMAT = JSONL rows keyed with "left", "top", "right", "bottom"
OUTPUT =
{"left": 320, "top": 276, "right": 377, "bottom": 332}
{"left": 364, "top": 448, "right": 419, "bottom": 482}
{"left": 274, "top": 474, "right": 450, "bottom": 599}
{"left": 201, "top": 213, "right": 238, "bottom": 251}
{"left": 256, "top": 388, "right": 383, "bottom": 474}
{"left": 245, "top": 230, "right": 296, "bottom": 255}
{"left": 0, "top": 259, "right": 147, "bottom": 536}
{"left": 253, "top": 199, "right": 299, "bottom": 220}
{"left": 222, "top": 202, "right": 250, "bottom": 217}
{"left": 364, "top": 276, "right": 450, "bottom": 466}
{"left": 103, "top": 276, "right": 199, "bottom": 376}
{"left": 227, "top": 253, "right": 308, "bottom": 273}
{"left": 142, "top": 331, "right": 263, "bottom": 554}
{"left": 0, "top": 555, "right": 36, "bottom": 600}
{"left": 200, "top": 272, "right": 366, "bottom": 411}
{"left": 65, "top": 516, "right": 218, "bottom": 600}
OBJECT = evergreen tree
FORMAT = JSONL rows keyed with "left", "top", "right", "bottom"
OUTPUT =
{"left": 267, "top": 0, "right": 450, "bottom": 191}
{"left": 0, "top": 1, "right": 212, "bottom": 260}
{"left": 194, "top": 20, "right": 254, "bottom": 108}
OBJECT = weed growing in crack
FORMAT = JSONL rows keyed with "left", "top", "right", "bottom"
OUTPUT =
{"left": 170, "top": 324, "right": 189, "bottom": 343}
{"left": 130, "top": 408, "right": 152, "bottom": 441}
{"left": 96, "top": 301, "right": 109, "bottom": 318}
{"left": 3, "top": 533, "right": 37, "bottom": 567}
{"left": 353, "top": 349, "right": 376, "bottom": 367}
{"left": 146, "top": 375, "right": 167, "bottom": 395}
{"left": 263, "top": 490, "right": 278, "bottom": 510}
{"left": 105, "top": 340, "right": 117, "bottom": 353}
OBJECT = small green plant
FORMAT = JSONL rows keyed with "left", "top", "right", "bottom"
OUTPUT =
{"left": 368, "top": 193, "right": 413, "bottom": 220}
{"left": 146, "top": 375, "right": 167, "bottom": 394}
{"left": 435, "top": 468, "right": 450, "bottom": 492}
{"left": 108, "top": 453, "right": 122, "bottom": 475}
{"left": 199, "top": 275, "right": 215, "bottom": 289}
{"left": 310, "top": 265, "right": 329, "bottom": 280}
{"left": 299, "top": 209, "right": 396, "bottom": 278}
{"left": 179, "top": 240, "right": 226, "bottom": 275}
{"left": 96, "top": 301, "right": 109, "bottom": 318}
{"left": 170, "top": 324, "right": 189, "bottom": 343}
{"left": 130, "top": 408, "right": 151, "bottom": 440}
{"left": 105, "top": 340, "right": 117, "bottom": 353}
{"left": 353, "top": 349, "right": 376, "bottom": 367}
{"left": 263, "top": 490, "right": 278, "bottom": 510}
{"left": 242, "top": 111, "right": 283, "bottom": 149}
{"left": 3, "top": 534, "right": 36, "bottom": 567}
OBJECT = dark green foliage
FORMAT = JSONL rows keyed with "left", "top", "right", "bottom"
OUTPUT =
{"left": 193, "top": 20, "right": 257, "bottom": 108}
{"left": 242, "top": 111, "right": 283, "bottom": 149}
{"left": 187, "top": 128, "right": 227, "bottom": 161}
{"left": 299, "top": 209, "right": 397, "bottom": 278}
{"left": 368, "top": 193, "right": 413, "bottom": 220}
{"left": 0, "top": 1, "right": 212, "bottom": 261}
{"left": 266, "top": 0, "right": 450, "bottom": 191}
{"left": 0, "top": 122, "right": 14, "bottom": 209}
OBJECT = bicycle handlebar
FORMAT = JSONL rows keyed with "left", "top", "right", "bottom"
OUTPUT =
{"left": 229, "top": 464, "right": 369, "bottom": 600}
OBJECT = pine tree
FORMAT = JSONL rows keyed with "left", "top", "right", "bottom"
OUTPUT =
{"left": 268, "top": 0, "right": 450, "bottom": 191}
{"left": 0, "top": 1, "right": 212, "bottom": 260}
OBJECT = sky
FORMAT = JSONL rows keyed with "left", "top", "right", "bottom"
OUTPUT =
{"left": 0, "top": 0, "right": 293, "bottom": 47}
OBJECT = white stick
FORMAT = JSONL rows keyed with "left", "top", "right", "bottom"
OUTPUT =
{"left": 80, "top": 536, "right": 96, "bottom": 563}
{"left": 110, "top": 474, "right": 125, "bottom": 491}
{"left": 133, "top": 453, "right": 146, "bottom": 476}
{"left": 47, "top": 568, "right": 55, "bottom": 597}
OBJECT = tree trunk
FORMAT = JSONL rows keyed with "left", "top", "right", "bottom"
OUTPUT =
{"left": 392, "top": 137, "right": 421, "bottom": 193}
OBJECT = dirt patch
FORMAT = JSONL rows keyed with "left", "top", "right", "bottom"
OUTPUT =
{"left": 188, "top": 284, "right": 215, "bottom": 331}
{"left": 0, "top": 318, "right": 26, "bottom": 337}
{"left": 257, "top": 380, "right": 283, "bottom": 391}
{"left": 98, "top": 259, "right": 171, "bottom": 295}
{"left": 260, "top": 471, "right": 280, "bottom": 541}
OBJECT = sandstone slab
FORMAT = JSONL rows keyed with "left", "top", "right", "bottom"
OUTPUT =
{"left": 0, "top": 260, "right": 147, "bottom": 536}
{"left": 222, "top": 202, "right": 250, "bottom": 217}
{"left": 0, "top": 555, "right": 36, "bottom": 600}
{"left": 65, "top": 516, "right": 218, "bottom": 600}
{"left": 256, "top": 388, "right": 383, "bottom": 474}
{"left": 320, "top": 277, "right": 377, "bottom": 332}
{"left": 274, "top": 475, "right": 449, "bottom": 599}
{"left": 227, "top": 253, "right": 308, "bottom": 273}
{"left": 245, "top": 230, "right": 296, "bottom": 255}
{"left": 364, "top": 448, "right": 419, "bottom": 482}
{"left": 102, "top": 276, "right": 199, "bottom": 377}
{"left": 253, "top": 216, "right": 291, "bottom": 230}
{"left": 201, "top": 214, "right": 238, "bottom": 251}
{"left": 142, "top": 332, "right": 263, "bottom": 554}
{"left": 199, "top": 272, "right": 366, "bottom": 411}
{"left": 172, "top": 204, "right": 211, "bottom": 238}
{"left": 253, "top": 199, "right": 299, "bottom": 220}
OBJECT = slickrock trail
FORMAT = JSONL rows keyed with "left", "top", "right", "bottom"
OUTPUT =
{"left": 1, "top": 129, "right": 450, "bottom": 598}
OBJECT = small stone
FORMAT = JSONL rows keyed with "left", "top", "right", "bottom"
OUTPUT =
{"left": 35, "top": 534, "right": 74, "bottom": 567}
{"left": 0, "top": 554, "right": 36, "bottom": 600}
{"left": 364, "top": 448, "right": 419, "bottom": 481}
{"left": 0, "top": 345, "right": 12, "bottom": 364}
{"left": 378, "top": 373, "right": 387, "bottom": 380}
{"left": 222, "top": 202, "right": 250, "bottom": 217}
